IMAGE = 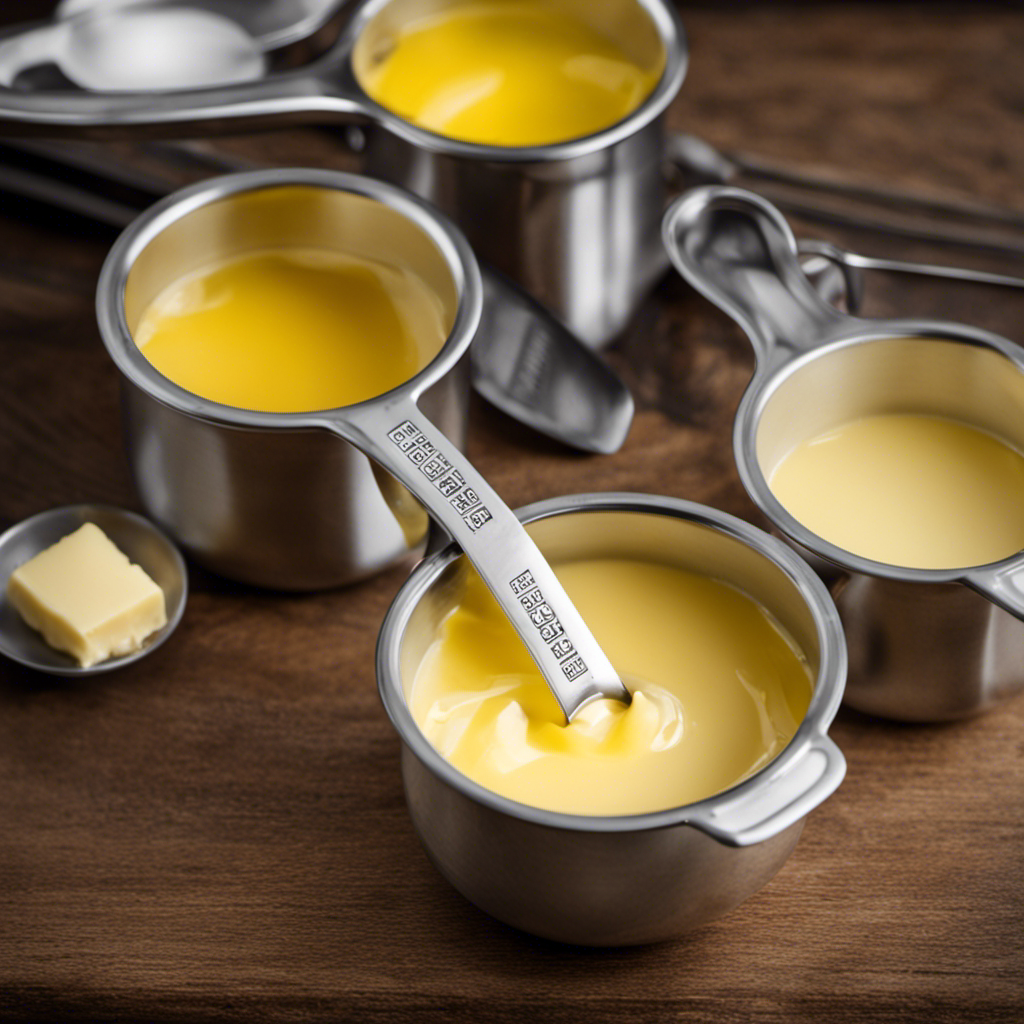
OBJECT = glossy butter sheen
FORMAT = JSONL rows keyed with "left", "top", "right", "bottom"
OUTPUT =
{"left": 411, "top": 558, "right": 812, "bottom": 816}
{"left": 134, "top": 247, "right": 447, "bottom": 412}
{"left": 359, "top": 1, "right": 661, "bottom": 146}
{"left": 769, "top": 413, "right": 1024, "bottom": 569}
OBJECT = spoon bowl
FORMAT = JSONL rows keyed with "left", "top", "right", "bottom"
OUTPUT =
{"left": 57, "top": 0, "right": 348, "bottom": 55}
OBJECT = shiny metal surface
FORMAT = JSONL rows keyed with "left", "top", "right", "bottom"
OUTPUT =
{"left": 0, "top": 0, "right": 687, "bottom": 348}
{"left": 6, "top": 0, "right": 347, "bottom": 92}
{"left": 475, "top": 269, "right": 634, "bottom": 454}
{"left": 0, "top": 503, "right": 187, "bottom": 675}
{"left": 664, "top": 185, "right": 1024, "bottom": 721}
{"left": 56, "top": 0, "right": 346, "bottom": 54}
{"left": 101, "top": 168, "right": 627, "bottom": 718}
{"left": 796, "top": 238, "right": 1024, "bottom": 319}
{"left": 0, "top": 7, "right": 267, "bottom": 91}
{"left": 376, "top": 493, "right": 847, "bottom": 945}
{"left": 101, "top": 169, "right": 469, "bottom": 591}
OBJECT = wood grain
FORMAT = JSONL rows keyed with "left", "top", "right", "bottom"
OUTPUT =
{"left": 1, "top": 4, "right": 1023, "bottom": 1022}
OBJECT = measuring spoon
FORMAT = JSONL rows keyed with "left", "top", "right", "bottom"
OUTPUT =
{"left": 99, "top": 167, "right": 630, "bottom": 720}
{"left": 55, "top": 0, "right": 347, "bottom": 56}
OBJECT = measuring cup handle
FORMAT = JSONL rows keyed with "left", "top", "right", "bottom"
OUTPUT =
{"left": 320, "top": 398, "right": 626, "bottom": 721}
{"left": 0, "top": 19, "right": 61, "bottom": 89}
{"left": 0, "top": 73, "right": 366, "bottom": 138}
{"left": 662, "top": 185, "right": 848, "bottom": 367}
{"left": 689, "top": 734, "right": 846, "bottom": 848}
{"left": 965, "top": 556, "right": 1024, "bottom": 621}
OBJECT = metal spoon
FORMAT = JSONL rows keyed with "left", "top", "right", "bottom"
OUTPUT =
{"left": 0, "top": 504, "right": 188, "bottom": 676}
{"left": 55, "top": 0, "right": 347, "bottom": 54}
{"left": 796, "top": 238, "right": 1024, "bottom": 317}
{"left": 1, "top": 0, "right": 347, "bottom": 92}
{"left": 0, "top": 6, "right": 268, "bottom": 91}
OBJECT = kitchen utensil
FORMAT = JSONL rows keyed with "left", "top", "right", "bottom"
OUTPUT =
{"left": 55, "top": 0, "right": 347, "bottom": 55}
{"left": 377, "top": 492, "right": 847, "bottom": 944}
{"left": 101, "top": 167, "right": 629, "bottom": 718}
{"left": 796, "top": 238, "right": 1024, "bottom": 318}
{"left": 664, "top": 185, "right": 1024, "bottom": 720}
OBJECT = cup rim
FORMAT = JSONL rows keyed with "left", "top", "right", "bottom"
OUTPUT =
{"left": 340, "top": 0, "right": 688, "bottom": 163}
{"left": 735, "top": 321, "right": 1024, "bottom": 586}
{"left": 376, "top": 491, "right": 847, "bottom": 835}
{"left": 95, "top": 167, "right": 483, "bottom": 430}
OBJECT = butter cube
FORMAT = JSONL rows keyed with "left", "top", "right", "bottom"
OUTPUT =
{"left": 7, "top": 522, "right": 167, "bottom": 667}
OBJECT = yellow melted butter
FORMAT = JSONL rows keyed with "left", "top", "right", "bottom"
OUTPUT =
{"left": 134, "top": 248, "right": 447, "bottom": 413}
{"left": 411, "top": 558, "right": 813, "bottom": 816}
{"left": 769, "top": 413, "right": 1024, "bottom": 570}
{"left": 358, "top": 1, "right": 662, "bottom": 147}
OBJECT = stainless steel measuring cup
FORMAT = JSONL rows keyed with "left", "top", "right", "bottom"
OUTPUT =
{"left": 0, "top": 0, "right": 687, "bottom": 349}
{"left": 99, "top": 166, "right": 627, "bottom": 718}
{"left": 98, "top": 168, "right": 471, "bottom": 589}
{"left": 377, "top": 492, "right": 847, "bottom": 945}
{"left": 664, "top": 185, "right": 1024, "bottom": 722}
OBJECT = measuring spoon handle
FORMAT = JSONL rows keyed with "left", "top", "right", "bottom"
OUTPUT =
{"left": 322, "top": 398, "right": 629, "bottom": 722}
{"left": 663, "top": 185, "right": 849, "bottom": 369}
{"left": 966, "top": 556, "right": 1024, "bottom": 624}
{"left": 0, "top": 71, "right": 365, "bottom": 137}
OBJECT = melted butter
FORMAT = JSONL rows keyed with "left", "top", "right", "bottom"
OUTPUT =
{"left": 769, "top": 413, "right": 1024, "bottom": 569}
{"left": 358, "top": 1, "right": 662, "bottom": 147}
{"left": 134, "top": 248, "right": 446, "bottom": 412}
{"left": 411, "top": 558, "right": 813, "bottom": 816}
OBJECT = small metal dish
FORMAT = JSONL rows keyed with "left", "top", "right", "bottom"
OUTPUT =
{"left": 0, "top": 503, "right": 187, "bottom": 676}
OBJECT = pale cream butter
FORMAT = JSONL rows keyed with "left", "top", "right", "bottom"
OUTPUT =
{"left": 7, "top": 522, "right": 167, "bottom": 667}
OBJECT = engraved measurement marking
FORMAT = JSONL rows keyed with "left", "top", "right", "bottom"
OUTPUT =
{"left": 388, "top": 421, "right": 494, "bottom": 532}
{"left": 509, "top": 569, "right": 589, "bottom": 681}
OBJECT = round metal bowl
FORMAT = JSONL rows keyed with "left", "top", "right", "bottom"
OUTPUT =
{"left": 377, "top": 493, "right": 847, "bottom": 945}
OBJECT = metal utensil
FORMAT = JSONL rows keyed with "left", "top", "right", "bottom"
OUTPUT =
{"left": 0, "top": 136, "right": 633, "bottom": 454}
{"left": 56, "top": 0, "right": 347, "bottom": 55}
{"left": 664, "top": 185, "right": 1024, "bottom": 721}
{"left": 0, "top": 6, "right": 268, "bottom": 91}
{"left": 1, "top": 0, "right": 345, "bottom": 91}
{"left": 666, "top": 132, "right": 1024, "bottom": 259}
{"left": 0, "top": 503, "right": 188, "bottom": 676}
{"left": 100, "top": 167, "right": 629, "bottom": 719}
{"left": 796, "top": 238, "right": 1024, "bottom": 317}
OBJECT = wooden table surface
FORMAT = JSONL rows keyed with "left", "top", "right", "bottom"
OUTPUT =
{"left": 1, "top": 4, "right": 1023, "bottom": 1021}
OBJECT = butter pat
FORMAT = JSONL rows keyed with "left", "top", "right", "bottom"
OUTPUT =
{"left": 7, "top": 523, "right": 167, "bottom": 667}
